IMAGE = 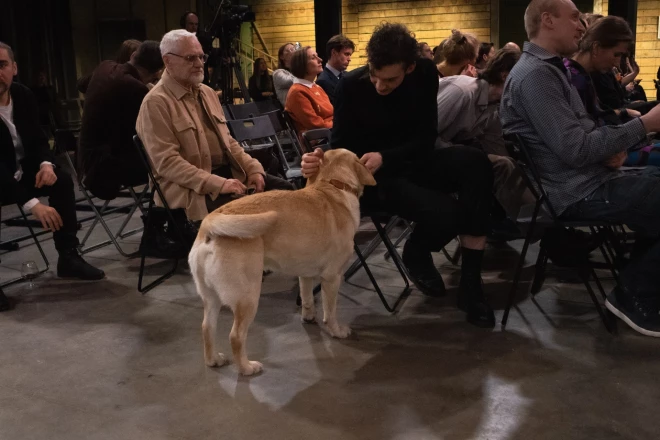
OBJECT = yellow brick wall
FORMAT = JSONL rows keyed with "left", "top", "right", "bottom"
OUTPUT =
{"left": 343, "top": 0, "right": 491, "bottom": 70}
{"left": 242, "top": 0, "right": 316, "bottom": 64}
{"left": 246, "top": 0, "right": 491, "bottom": 71}
{"left": 635, "top": 0, "right": 660, "bottom": 85}
{"left": 592, "top": 0, "right": 606, "bottom": 15}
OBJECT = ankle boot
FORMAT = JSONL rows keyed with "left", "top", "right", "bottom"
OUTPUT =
{"left": 140, "top": 213, "right": 186, "bottom": 259}
{"left": 458, "top": 277, "right": 495, "bottom": 328}
{"left": 57, "top": 249, "right": 105, "bottom": 280}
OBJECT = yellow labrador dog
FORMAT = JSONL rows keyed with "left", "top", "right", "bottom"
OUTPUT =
{"left": 188, "top": 149, "right": 376, "bottom": 375}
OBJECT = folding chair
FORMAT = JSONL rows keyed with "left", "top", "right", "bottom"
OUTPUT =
{"left": 501, "top": 134, "right": 620, "bottom": 333}
{"left": 297, "top": 129, "right": 411, "bottom": 312}
{"left": 227, "top": 116, "right": 303, "bottom": 186}
{"left": 255, "top": 99, "right": 282, "bottom": 115}
{"left": 0, "top": 203, "right": 50, "bottom": 288}
{"left": 227, "top": 102, "right": 260, "bottom": 120}
{"left": 132, "top": 135, "right": 191, "bottom": 294}
{"left": 54, "top": 129, "right": 148, "bottom": 257}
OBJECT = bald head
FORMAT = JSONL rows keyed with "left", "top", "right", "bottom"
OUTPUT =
{"left": 503, "top": 42, "right": 521, "bottom": 52}
{"left": 524, "top": 0, "right": 563, "bottom": 39}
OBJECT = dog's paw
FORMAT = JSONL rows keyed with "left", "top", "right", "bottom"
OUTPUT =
{"left": 238, "top": 360, "right": 263, "bottom": 376}
{"left": 205, "top": 352, "right": 228, "bottom": 368}
{"left": 301, "top": 306, "right": 316, "bottom": 324}
{"left": 325, "top": 322, "right": 352, "bottom": 339}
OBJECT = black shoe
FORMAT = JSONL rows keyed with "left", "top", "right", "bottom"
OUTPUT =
{"left": 57, "top": 250, "right": 105, "bottom": 280}
{"left": 139, "top": 233, "right": 187, "bottom": 259}
{"left": 402, "top": 240, "right": 446, "bottom": 297}
{"left": 0, "top": 289, "right": 12, "bottom": 312}
{"left": 458, "top": 278, "right": 495, "bottom": 328}
{"left": 606, "top": 286, "right": 660, "bottom": 337}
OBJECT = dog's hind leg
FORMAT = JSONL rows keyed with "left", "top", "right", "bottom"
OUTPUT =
{"left": 299, "top": 276, "right": 317, "bottom": 323}
{"left": 201, "top": 287, "right": 227, "bottom": 368}
{"left": 320, "top": 273, "right": 351, "bottom": 338}
{"left": 230, "top": 294, "right": 262, "bottom": 376}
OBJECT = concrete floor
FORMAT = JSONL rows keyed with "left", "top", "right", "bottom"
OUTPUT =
{"left": 1, "top": 206, "right": 660, "bottom": 440}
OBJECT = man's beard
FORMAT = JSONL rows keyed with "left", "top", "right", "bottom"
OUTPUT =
{"left": 191, "top": 72, "right": 204, "bottom": 85}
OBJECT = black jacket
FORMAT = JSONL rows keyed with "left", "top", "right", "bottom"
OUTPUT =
{"left": 78, "top": 61, "right": 148, "bottom": 199}
{"left": 316, "top": 66, "right": 340, "bottom": 105}
{"left": 0, "top": 82, "right": 54, "bottom": 205}
{"left": 330, "top": 58, "right": 439, "bottom": 178}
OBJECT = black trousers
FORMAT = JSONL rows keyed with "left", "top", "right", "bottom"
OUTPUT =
{"left": 1, "top": 167, "right": 79, "bottom": 252}
{"left": 205, "top": 166, "right": 294, "bottom": 212}
{"left": 362, "top": 147, "right": 494, "bottom": 252}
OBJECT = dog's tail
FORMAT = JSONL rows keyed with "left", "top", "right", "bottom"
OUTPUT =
{"left": 200, "top": 211, "right": 278, "bottom": 239}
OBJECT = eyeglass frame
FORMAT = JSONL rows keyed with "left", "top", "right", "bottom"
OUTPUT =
{"left": 166, "top": 52, "right": 209, "bottom": 64}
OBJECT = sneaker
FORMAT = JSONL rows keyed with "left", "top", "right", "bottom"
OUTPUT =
{"left": 605, "top": 286, "right": 660, "bottom": 337}
{"left": 402, "top": 240, "right": 446, "bottom": 297}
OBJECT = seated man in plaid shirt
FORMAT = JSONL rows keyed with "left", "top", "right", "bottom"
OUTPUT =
{"left": 500, "top": 0, "right": 660, "bottom": 337}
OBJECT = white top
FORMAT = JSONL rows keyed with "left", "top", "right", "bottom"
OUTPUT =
{"left": 0, "top": 96, "right": 47, "bottom": 211}
{"left": 273, "top": 69, "right": 296, "bottom": 106}
{"left": 292, "top": 77, "right": 315, "bottom": 88}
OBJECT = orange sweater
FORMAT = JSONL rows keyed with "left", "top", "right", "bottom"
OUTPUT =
{"left": 284, "top": 83, "right": 334, "bottom": 136}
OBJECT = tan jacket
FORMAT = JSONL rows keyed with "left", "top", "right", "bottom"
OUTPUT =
{"left": 136, "top": 70, "right": 265, "bottom": 220}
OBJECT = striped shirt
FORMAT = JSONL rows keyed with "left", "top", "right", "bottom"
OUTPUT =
{"left": 499, "top": 42, "right": 647, "bottom": 215}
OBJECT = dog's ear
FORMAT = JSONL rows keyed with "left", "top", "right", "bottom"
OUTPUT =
{"left": 355, "top": 161, "right": 376, "bottom": 186}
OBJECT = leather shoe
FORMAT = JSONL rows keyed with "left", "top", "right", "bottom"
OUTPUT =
{"left": 458, "top": 278, "right": 495, "bottom": 328}
{"left": 57, "top": 250, "right": 105, "bottom": 280}
{"left": 402, "top": 240, "right": 446, "bottom": 297}
{"left": 0, "top": 289, "right": 12, "bottom": 312}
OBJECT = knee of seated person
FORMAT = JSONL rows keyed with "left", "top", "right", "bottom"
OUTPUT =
{"left": 489, "top": 155, "right": 516, "bottom": 176}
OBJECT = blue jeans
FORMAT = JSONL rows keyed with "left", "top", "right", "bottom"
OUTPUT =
{"left": 562, "top": 167, "right": 660, "bottom": 296}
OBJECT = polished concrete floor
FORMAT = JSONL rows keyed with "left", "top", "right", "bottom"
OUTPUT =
{"left": 1, "top": 205, "right": 660, "bottom": 440}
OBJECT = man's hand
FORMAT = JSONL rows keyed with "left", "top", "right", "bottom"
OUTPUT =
{"left": 219, "top": 179, "right": 247, "bottom": 194}
{"left": 301, "top": 148, "right": 325, "bottom": 178}
{"left": 31, "top": 202, "right": 63, "bottom": 231}
{"left": 247, "top": 173, "right": 265, "bottom": 193}
{"left": 604, "top": 151, "right": 627, "bottom": 169}
{"left": 461, "top": 64, "right": 477, "bottom": 78}
{"left": 35, "top": 165, "right": 57, "bottom": 188}
{"left": 360, "top": 152, "right": 383, "bottom": 174}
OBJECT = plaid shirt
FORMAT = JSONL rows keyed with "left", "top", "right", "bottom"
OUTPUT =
{"left": 500, "top": 42, "right": 647, "bottom": 215}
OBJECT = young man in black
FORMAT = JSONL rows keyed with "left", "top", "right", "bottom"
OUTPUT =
{"left": 302, "top": 23, "right": 495, "bottom": 328}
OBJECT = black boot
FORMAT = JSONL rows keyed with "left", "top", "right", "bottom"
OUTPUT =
{"left": 457, "top": 248, "right": 495, "bottom": 328}
{"left": 0, "top": 287, "right": 12, "bottom": 312}
{"left": 57, "top": 249, "right": 105, "bottom": 280}
{"left": 139, "top": 212, "right": 187, "bottom": 259}
{"left": 402, "top": 239, "right": 446, "bottom": 297}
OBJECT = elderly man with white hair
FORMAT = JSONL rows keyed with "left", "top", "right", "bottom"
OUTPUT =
{"left": 136, "top": 30, "right": 292, "bottom": 223}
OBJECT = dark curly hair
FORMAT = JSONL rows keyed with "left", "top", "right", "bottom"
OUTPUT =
{"left": 366, "top": 23, "right": 418, "bottom": 70}
{"left": 479, "top": 48, "right": 520, "bottom": 86}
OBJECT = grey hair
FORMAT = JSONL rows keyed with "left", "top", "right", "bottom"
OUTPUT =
{"left": 160, "top": 29, "right": 197, "bottom": 56}
{"left": 0, "top": 41, "right": 15, "bottom": 62}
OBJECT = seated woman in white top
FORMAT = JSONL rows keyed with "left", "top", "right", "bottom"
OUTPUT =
{"left": 273, "top": 42, "right": 297, "bottom": 106}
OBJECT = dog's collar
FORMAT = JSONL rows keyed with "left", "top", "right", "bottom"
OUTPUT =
{"left": 324, "top": 179, "right": 359, "bottom": 197}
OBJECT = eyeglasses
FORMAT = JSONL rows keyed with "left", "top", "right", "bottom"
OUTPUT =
{"left": 167, "top": 53, "right": 209, "bottom": 64}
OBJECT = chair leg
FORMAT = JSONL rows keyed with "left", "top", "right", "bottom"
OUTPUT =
{"left": 530, "top": 247, "right": 548, "bottom": 294}
{"left": 578, "top": 267, "right": 616, "bottom": 334}
{"left": 344, "top": 217, "right": 399, "bottom": 281}
{"left": 354, "top": 243, "right": 409, "bottom": 313}
{"left": 0, "top": 206, "right": 50, "bottom": 288}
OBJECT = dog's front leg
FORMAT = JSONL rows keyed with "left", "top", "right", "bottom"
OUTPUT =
{"left": 299, "top": 276, "right": 317, "bottom": 323}
{"left": 320, "top": 273, "right": 351, "bottom": 338}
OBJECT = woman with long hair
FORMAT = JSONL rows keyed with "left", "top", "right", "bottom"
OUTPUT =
{"left": 273, "top": 42, "right": 297, "bottom": 106}
{"left": 248, "top": 58, "right": 275, "bottom": 102}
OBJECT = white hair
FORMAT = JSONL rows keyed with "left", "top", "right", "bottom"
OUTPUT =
{"left": 160, "top": 29, "right": 197, "bottom": 56}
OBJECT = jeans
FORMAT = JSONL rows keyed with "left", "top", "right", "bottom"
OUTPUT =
{"left": 562, "top": 167, "right": 660, "bottom": 296}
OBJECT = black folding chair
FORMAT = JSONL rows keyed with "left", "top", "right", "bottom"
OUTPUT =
{"left": 501, "top": 134, "right": 620, "bottom": 333}
{"left": 132, "top": 135, "right": 191, "bottom": 294}
{"left": 227, "top": 116, "right": 303, "bottom": 186}
{"left": 255, "top": 99, "right": 282, "bottom": 115}
{"left": 0, "top": 203, "right": 50, "bottom": 288}
{"left": 227, "top": 102, "right": 260, "bottom": 120}
{"left": 54, "top": 129, "right": 148, "bottom": 257}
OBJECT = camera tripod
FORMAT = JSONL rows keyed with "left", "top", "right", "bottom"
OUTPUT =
{"left": 217, "top": 40, "right": 251, "bottom": 104}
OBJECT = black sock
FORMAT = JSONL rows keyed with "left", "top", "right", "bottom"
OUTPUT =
{"left": 460, "top": 248, "right": 484, "bottom": 284}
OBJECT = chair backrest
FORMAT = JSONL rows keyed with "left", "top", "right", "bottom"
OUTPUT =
{"left": 511, "top": 134, "right": 560, "bottom": 220}
{"left": 255, "top": 99, "right": 282, "bottom": 115}
{"left": 302, "top": 128, "right": 332, "bottom": 153}
{"left": 226, "top": 116, "right": 277, "bottom": 143}
{"left": 261, "top": 110, "right": 285, "bottom": 133}
{"left": 227, "top": 102, "right": 260, "bottom": 120}
{"left": 133, "top": 135, "right": 171, "bottom": 211}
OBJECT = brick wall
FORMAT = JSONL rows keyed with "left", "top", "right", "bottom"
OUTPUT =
{"left": 242, "top": 0, "right": 316, "bottom": 64}
{"left": 635, "top": 0, "right": 660, "bottom": 85}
